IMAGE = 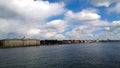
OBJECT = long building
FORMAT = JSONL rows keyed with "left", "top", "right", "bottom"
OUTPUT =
{"left": 0, "top": 39, "right": 40, "bottom": 48}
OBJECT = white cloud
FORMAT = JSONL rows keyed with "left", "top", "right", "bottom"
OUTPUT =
{"left": 105, "top": 27, "right": 110, "bottom": 31}
{"left": 0, "top": 18, "right": 35, "bottom": 35}
{"left": 0, "top": 0, "right": 67, "bottom": 39}
{"left": 27, "top": 28, "right": 41, "bottom": 35}
{"left": 64, "top": 8, "right": 113, "bottom": 40}
{"left": 65, "top": 9, "right": 100, "bottom": 21}
{"left": 89, "top": 20, "right": 109, "bottom": 27}
{"left": 65, "top": 20, "right": 120, "bottom": 40}
{"left": 111, "top": 21, "right": 120, "bottom": 26}
{"left": 91, "top": 0, "right": 112, "bottom": 7}
{"left": 46, "top": 20, "right": 67, "bottom": 33}
{"left": 91, "top": 0, "right": 120, "bottom": 14}
{"left": 109, "top": 3, "right": 120, "bottom": 13}
{"left": 65, "top": 19, "right": 113, "bottom": 40}
{"left": 31, "top": 30, "right": 67, "bottom": 40}
{"left": 95, "top": 20, "right": 120, "bottom": 40}
{"left": 91, "top": 0, "right": 120, "bottom": 7}
{"left": 0, "top": 18, "right": 67, "bottom": 39}
{"left": 66, "top": 25, "right": 95, "bottom": 40}
{"left": 0, "top": 0, "right": 120, "bottom": 40}
{"left": 44, "top": 31, "right": 66, "bottom": 40}
{"left": 0, "top": 0, "right": 65, "bottom": 20}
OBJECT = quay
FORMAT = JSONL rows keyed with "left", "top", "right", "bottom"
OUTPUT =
{"left": 0, "top": 39, "right": 40, "bottom": 48}
{"left": 0, "top": 38, "right": 100, "bottom": 48}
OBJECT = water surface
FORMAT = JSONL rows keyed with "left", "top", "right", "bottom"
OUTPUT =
{"left": 0, "top": 42, "right": 120, "bottom": 68}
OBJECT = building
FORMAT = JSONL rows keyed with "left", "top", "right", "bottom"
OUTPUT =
{"left": 95, "top": 39, "right": 100, "bottom": 42}
{"left": 0, "top": 39, "right": 40, "bottom": 48}
{"left": 72, "top": 40, "right": 80, "bottom": 44}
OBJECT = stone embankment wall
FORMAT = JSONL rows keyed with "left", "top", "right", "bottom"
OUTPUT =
{"left": 0, "top": 39, "right": 100, "bottom": 48}
{"left": 0, "top": 39, "right": 40, "bottom": 48}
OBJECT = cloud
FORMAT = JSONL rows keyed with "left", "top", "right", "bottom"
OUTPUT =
{"left": 91, "top": 0, "right": 113, "bottom": 7}
{"left": 95, "top": 21, "right": 120, "bottom": 40}
{"left": 29, "top": 29, "right": 67, "bottom": 40}
{"left": 66, "top": 25, "right": 94, "bottom": 40}
{"left": 65, "top": 9, "right": 100, "bottom": 21}
{"left": 89, "top": 20, "right": 109, "bottom": 27}
{"left": 0, "top": 0, "right": 65, "bottom": 20}
{"left": 32, "top": 19, "right": 67, "bottom": 40}
{"left": 43, "top": 31, "right": 66, "bottom": 40}
{"left": 0, "top": 0, "right": 119, "bottom": 40}
{"left": 109, "top": 3, "right": 120, "bottom": 13}
{"left": 91, "top": 0, "right": 120, "bottom": 7}
{"left": 112, "top": 21, "right": 120, "bottom": 25}
{"left": 0, "top": 6, "right": 19, "bottom": 19}
{"left": 27, "top": 28, "right": 41, "bottom": 35}
{"left": 63, "top": 8, "right": 115, "bottom": 40}
{"left": 65, "top": 20, "right": 120, "bottom": 40}
{"left": 0, "top": 17, "right": 67, "bottom": 39}
{"left": 46, "top": 19, "right": 67, "bottom": 33}
{"left": 91, "top": 0, "right": 120, "bottom": 15}
{"left": 0, "top": 0, "right": 67, "bottom": 39}
{"left": 0, "top": 18, "right": 36, "bottom": 35}
{"left": 0, "top": 18, "right": 27, "bottom": 39}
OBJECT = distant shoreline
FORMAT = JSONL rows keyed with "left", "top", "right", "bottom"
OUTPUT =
{"left": 0, "top": 39, "right": 120, "bottom": 48}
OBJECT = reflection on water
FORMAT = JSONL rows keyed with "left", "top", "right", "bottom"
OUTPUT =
{"left": 0, "top": 42, "right": 120, "bottom": 68}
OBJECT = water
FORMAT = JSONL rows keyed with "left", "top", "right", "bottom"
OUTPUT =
{"left": 0, "top": 42, "right": 120, "bottom": 68}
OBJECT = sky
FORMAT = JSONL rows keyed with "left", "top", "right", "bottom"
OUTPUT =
{"left": 0, "top": 0, "right": 120, "bottom": 40}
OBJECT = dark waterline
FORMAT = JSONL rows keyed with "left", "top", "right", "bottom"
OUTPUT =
{"left": 0, "top": 42, "right": 120, "bottom": 68}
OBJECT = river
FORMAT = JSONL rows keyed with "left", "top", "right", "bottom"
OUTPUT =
{"left": 0, "top": 42, "right": 120, "bottom": 68}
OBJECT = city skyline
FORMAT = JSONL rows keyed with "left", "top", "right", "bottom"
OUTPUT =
{"left": 0, "top": 0, "right": 120, "bottom": 40}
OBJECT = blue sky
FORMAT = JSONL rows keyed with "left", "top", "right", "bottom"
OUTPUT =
{"left": 0, "top": 0, "right": 120, "bottom": 40}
